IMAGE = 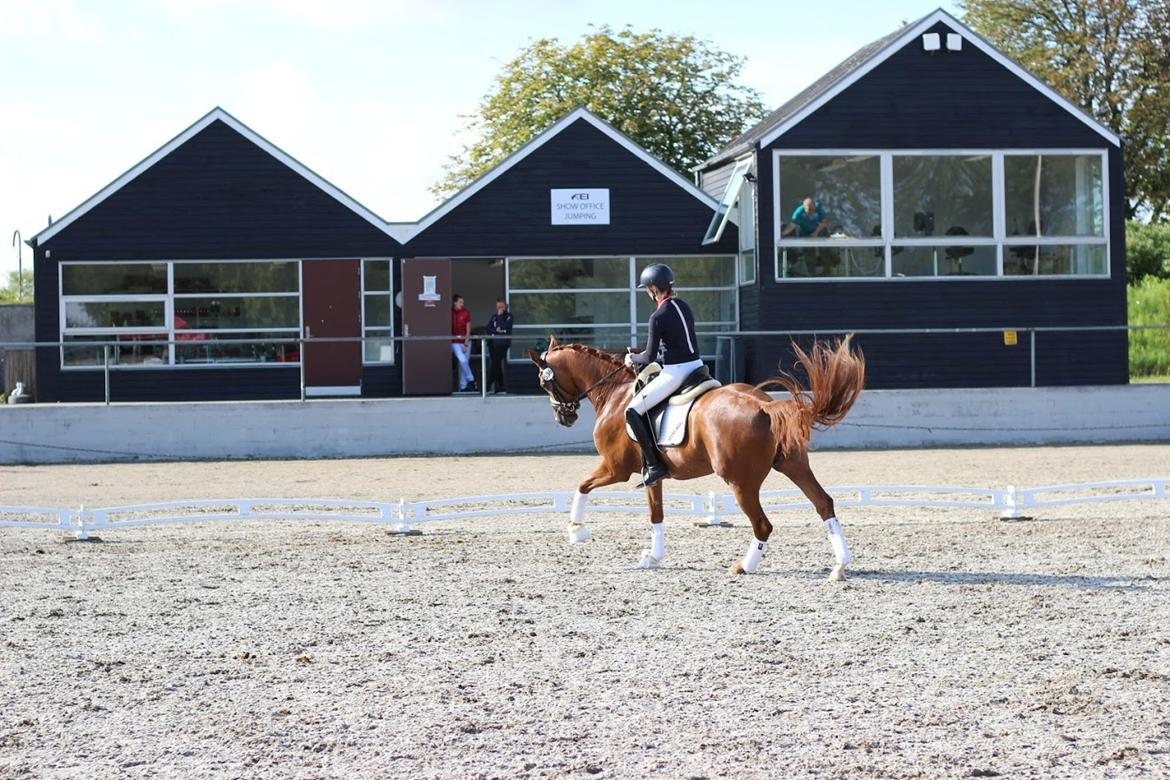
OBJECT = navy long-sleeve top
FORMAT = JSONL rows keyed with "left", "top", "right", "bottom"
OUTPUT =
{"left": 630, "top": 297, "right": 701, "bottom": 366}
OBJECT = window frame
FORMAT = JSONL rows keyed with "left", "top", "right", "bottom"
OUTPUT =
{"left": 360, "top": 258, "right": 396, "bottom": 366}
{"left": 771, "top": 148, "right": 1111, "bottom": 282}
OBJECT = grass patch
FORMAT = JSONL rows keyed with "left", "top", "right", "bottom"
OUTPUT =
{"left": 1129, "top": 277, "right": 1170, "bottom": 379}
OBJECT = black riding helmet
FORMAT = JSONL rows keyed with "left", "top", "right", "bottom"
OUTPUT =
{"left": 638, "top": 263, "right": 674, "bottom": 290}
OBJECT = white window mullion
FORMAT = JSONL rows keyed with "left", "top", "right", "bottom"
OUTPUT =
{"left": 628, "top": 257, "right": 638, "bottom": 349}
{"left": 881, "top": 153, "right": 894, "bottom": 277}
{"left": 993, "top": 152, "right": 1005, "bottom": 276}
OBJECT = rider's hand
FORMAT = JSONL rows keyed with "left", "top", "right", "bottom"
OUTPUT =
{"left": 623, "top": 351, "right": 635, "bottom": 368}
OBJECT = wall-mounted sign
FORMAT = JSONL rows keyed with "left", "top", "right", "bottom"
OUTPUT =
{"left": 418, "top": 275, "right": 441, "bottom": 308}
{"left": 551, "top": 188, "right": 610, "bottom": 225}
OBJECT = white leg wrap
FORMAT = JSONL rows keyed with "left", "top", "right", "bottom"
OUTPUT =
{"left": 740, "top": 537, "right": 768, "bottom": 573}
{"left": 825, "top": 516, "right": 852, "bottom": 567}
{"left": 650, "top": 523, "right": 665, "bottom": 561}
{"left": 570, "top": 491, "right": 587, "bottom": 524}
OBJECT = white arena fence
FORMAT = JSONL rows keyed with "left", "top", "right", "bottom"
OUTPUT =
{"left": 1, "top": 479, "right": 1167, "bottom": 540}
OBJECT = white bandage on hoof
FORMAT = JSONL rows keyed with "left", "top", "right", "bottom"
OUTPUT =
{"left": 825, "top": 516, "right": 852, "bottom": 567}
{"left": 567, "top": 523, "right": 592, "bottom": 544}
{"left": 740, "top": 537, "right": 768, "bottom": 574}
{"left": 638, "top": 550, "right": 662, "bottom": 569}
{"left": 650, "top": 523, "right": 665, "bottom": 561}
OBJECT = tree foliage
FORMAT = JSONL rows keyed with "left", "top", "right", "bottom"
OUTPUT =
{"left": 0, "top": 271, "right": 33, "bottom": 304}
{"left": 1126, "top": 220, "right": 1170, "bottom": 283}
{"left": 432, "top": 26, "right": 767, "bottom": 198}
{"left": 962, "top": 0, "right": 1170, "bottom": 219}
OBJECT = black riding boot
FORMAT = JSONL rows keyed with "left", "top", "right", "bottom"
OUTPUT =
{"left": 626, "top": 407, "right": 669, "bottom": 488}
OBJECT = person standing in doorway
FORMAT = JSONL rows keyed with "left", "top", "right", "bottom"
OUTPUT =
{"left": 451, "top": 294, "right": 475, "bottom": 392}
{"left": 486, "top": 298, "right": 513, "bottom": 394}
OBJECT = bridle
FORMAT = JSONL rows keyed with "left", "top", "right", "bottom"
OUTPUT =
{"left": 539, "top": 354, "right": 628, "bottom": 420}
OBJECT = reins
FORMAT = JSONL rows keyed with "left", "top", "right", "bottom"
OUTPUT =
{"left": 542, "top": 355, "right": 628, "bottom": 415}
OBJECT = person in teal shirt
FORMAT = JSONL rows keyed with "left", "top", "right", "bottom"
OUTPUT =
{"left": 789, "top": 197, "right": 829, "bottom": 236}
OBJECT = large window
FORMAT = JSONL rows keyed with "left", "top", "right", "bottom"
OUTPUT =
{"left": 775, "top": 150, "right": 1109, "bottom": 280}
{"left": 60, "top": 260, "right": 301, "bottom": 368}
{"left": 506, "top": 256, "right": 737, "bottom": 359}
{"left": 362, "top": 260, "right": 394, "bottom": 363}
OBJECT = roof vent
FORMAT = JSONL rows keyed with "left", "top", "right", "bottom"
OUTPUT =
{"left": 922, "top": 33, "right": 941, "bottom": 51}
{"left": 946, "top": 33, "right": 962, "bottom": 51}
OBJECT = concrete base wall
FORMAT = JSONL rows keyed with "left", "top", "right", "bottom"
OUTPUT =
{"left": 1, "top": 385, "right": 1168, "bottom": 464}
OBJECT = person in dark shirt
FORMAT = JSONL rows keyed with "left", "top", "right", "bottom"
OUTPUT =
{"left": 624, "top": 263, "right": 703, "bottom": 488}
{"left": 485, "top": 298, "right": 513, "bottom": 394}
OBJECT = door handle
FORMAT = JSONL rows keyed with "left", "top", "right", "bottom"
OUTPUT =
{"left": 403, "top": 324, "right": 409, "bottom": 337}
{"left": 305, "top": 326, "right": 312, "bottom": 339}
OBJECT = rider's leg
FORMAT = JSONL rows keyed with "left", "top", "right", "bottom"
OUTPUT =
{"left": 627, "top": 368, "right": 690, "bottom": 488}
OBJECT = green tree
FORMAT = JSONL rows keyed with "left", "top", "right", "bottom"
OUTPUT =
{"left": 1126, "top": 220, "right": 1170, "bottom": 283}
{"left": 0, "top": 270, "right": 33, "bottom": 303}
{"left": 962, "top": 0, "right": 1170, "bottom": 219}
{"left": 433, "top": 26, "right": 767, "bottom": 198}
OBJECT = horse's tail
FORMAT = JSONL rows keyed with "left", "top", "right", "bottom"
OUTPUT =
{"left": 756, "top": 335, "right": 866, "bottom": 459}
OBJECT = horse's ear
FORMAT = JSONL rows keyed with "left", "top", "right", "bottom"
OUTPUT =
{"left": 548, "top": 334, "right": 558, "bottom": 349}
{"left": 525, "top": 348, "right": 545, "bottom": 367}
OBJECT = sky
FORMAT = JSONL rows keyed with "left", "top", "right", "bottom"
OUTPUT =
{"left": 0, "top": 0, "right": 961, "bottom": 279}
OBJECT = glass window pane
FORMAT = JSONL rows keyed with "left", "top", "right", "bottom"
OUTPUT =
{"left": 65, "top": 300, "right": 166, "bottom": 329}
{"left": 363, "top": 260, "right": 390, "bottom": 292}
{"left": 364, "top": 334, "right": 394, "bottom": 363}
{"left": 512, "top": 325, "right": 632, "bottom": 352}
{"left": 892, "top": 245, "right": 997, "bottom": 277}
{"left": 739, "top": 249, "right": 756, "bottom": 285}
{"left": 778, "top": 156, "right": 881, "bottom": 239}
{"left": 364, "top": 294, "right": 391, "bottom": 327}
{"left": 62, "top": 263, "right": 168, "bottom": 295}
{"left": 508, "top": 257, "right": 630, "bottom": 289}
{"left": 174, "top": 296, "right": 299, "bottom": 329}
{"left": 637, "top": 256, "right": 736, "bottom": 287}
{"left": 778, "top": 246, "right": 885, "bottom": 278}
{"left": 173, "top": 261, "right": 299, "bottom": 294}
{"left": 893, "top": 155, "right": 993, "bottom": 238}
{"left": 62, "top": 334, "right": 168, "bottom": 366}
{"left": 175, "top": 331, "right": 300, "bottom": 364}
{"left": 636, "top": 291, "right": 735, "bottom": 322}
{"left": 1004, "top": 243, "right": 1106, "bottom": 275}
{"left": 509, "top": 291, "right": 630, "bottom": 326}
{"left": 1004, "top": 155, "right": 1104, "bottom": 237}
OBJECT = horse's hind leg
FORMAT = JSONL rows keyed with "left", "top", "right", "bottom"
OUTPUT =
{"left": 776, "top": 452, "right": 852, "bottom": 581}
{"left": 728, "top": 480, "right": 774, "bottom": 575}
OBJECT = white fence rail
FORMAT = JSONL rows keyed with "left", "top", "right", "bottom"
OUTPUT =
{"left": 0, "top": 479, "right": 1167, "bottom": 539}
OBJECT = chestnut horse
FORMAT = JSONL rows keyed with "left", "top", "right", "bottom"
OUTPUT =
{"left": 527, "top": 335, "right": 865, "bottom": 579}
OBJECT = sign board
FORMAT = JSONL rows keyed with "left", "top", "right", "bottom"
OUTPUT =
{"left": 551, "top": 188, "right": 610, "bottom": 225}
{"left": 1003, "top": 330, "right": 1018, "bottom": 346}
{"left": 418, "top": 275, "right": 441, "bottom": 308}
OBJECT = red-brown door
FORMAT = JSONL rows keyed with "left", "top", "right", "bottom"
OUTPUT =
{"left": 302, "top": 259, "right": 362, "bottom": 396}
{"left": 402, "top": 258, "right": 452, "bottom": 395}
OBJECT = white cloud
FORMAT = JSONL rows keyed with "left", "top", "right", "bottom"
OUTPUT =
{"left": 0, "top": 0, "right": 108, "bottom": 45}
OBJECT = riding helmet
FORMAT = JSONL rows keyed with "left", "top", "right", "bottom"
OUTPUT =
{"left": 638, "top": 263, "right": 674, "bottom": 290}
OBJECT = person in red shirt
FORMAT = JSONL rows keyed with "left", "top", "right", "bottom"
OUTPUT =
{"left": 451, "top": 294, "right": 475, "bottom": 391}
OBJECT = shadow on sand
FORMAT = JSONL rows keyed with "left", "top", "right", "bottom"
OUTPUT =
{"left": 848, "top": 568, "right": 1163, "bottom": 591}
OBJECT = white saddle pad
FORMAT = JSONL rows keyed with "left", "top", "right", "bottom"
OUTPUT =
{"left": 626, "top": 400, "right": 695, "bottom": 448}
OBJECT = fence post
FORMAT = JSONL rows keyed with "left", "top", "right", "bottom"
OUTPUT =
{"left": 387, "top": 498, "right": 421, "bottom": 536}
{"left": 480, "top": 337, "right": 487, "bottom": 398}
{"left": 74, "top": 504, "right": 89, "bottom": 540}
{"left": 1029, "top": 330, "right": 1036, "bottom": 388}
{"left": 695, "top": 490, "right": 733, "bottom": 528}
{"left": 299, "top": 336, "right": 306, "bottom": 402}
{"left": 103, "top": 345, "right": 110, "bottom": 405}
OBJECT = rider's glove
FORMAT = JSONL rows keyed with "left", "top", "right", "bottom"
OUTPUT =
{"left": 623, "top": 351, "right": 635, "bottom": 368}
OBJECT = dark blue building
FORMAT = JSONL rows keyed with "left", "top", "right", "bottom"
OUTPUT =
{"left": 28, "top": 8, "right": 1125, "bottom": 401}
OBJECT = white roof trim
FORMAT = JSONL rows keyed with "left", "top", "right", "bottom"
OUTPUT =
{"left": 757, "top": 8, "right": 1120, "bottom": 150}
{"left": 399, "top": 106, "right": 721, "bottom": 244}
{"left": 35, "top": 107, "right": 399, "bottom": 245}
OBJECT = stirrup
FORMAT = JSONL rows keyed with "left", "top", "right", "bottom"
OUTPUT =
{"left": 636, "top": 463, "right": 668, "bottom": 489}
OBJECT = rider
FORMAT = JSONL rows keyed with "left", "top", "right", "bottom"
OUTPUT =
{"left": 624, "top": 263, "right": 704, "bottom": 488}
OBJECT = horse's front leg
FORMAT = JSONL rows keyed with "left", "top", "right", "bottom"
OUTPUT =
{"left": 638, "top": 483, "right": 666, "bottom": 569}
{"left": 568, "top": 460, "right": 633, "bottom": 544}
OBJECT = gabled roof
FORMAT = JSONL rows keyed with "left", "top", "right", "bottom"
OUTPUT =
{"left": 34, "top": 107, "right": 399, "bottom": 246}
{"left": 398, "top": 106, "right": 721, "bottom": 244}
{"left": 703, "top": 7, "right": 1119, "bottom": 169}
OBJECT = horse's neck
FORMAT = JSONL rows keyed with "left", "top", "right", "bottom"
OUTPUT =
{"left": 566, "top": 354, "right": 628, "bottom": 410}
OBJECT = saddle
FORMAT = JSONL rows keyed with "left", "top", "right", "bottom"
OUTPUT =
{"left": 627, "top": 363, "right": 721, "bottom": 447}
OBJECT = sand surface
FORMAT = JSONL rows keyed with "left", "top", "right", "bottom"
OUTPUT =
{"left": 1, "top": 445, "right": 1169, "bottom": 778}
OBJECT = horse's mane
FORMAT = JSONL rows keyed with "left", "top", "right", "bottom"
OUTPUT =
{"left": 548, "top": 343, "right": 634, "bottom": 405}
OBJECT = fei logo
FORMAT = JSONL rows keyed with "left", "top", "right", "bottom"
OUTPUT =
{"left": 551, "top": 188, "right": 610, "bottom": 225}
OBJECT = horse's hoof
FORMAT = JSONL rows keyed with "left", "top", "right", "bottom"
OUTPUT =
{"left": 729, "top": 561, "right": 746, "bottom": 575}
{"left": 638, "top": 550, "right": 661, "bottom": 569}
{"left": 567, "top": 523, "right": 592, "bottom": 544}
{"left": 827, "top": 566, "right": 847, "bottom": 582}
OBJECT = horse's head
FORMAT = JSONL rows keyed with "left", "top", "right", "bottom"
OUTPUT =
{"left": 527, "top": 337, "right": 580, "bottom": 428}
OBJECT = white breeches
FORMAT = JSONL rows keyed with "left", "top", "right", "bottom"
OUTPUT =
{"left": 451, "top": 343, "right": 474, "bottom": 388}
{"left": 627, "top": 358, "right": 705, "bottom": 415}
